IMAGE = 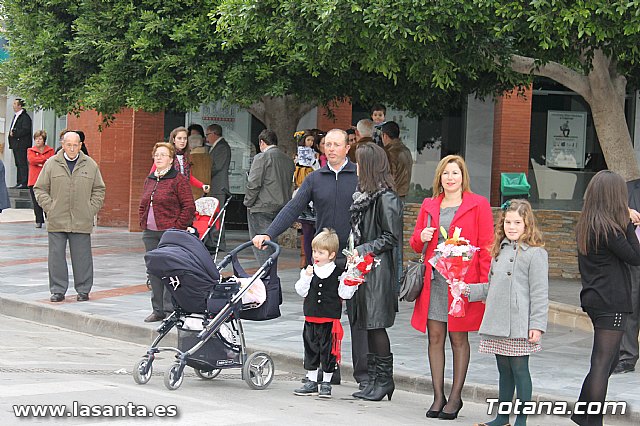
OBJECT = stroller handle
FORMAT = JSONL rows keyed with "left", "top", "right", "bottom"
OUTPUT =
{"left": 227, "top": 240, "right": 281, "bottom": 261}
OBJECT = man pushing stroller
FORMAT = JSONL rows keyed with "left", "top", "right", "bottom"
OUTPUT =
{"left": 293, "top": 228, "right": 356, "bottom": 398}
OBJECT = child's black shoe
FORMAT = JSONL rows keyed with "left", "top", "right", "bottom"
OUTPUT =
{"left": 318, "top": 382, "right": 332, "bottom": 398}
{"left": 294, "top": 381, "right": 318, "bottom": 396}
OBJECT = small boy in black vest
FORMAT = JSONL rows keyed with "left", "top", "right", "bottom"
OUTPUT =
{"left": 293, "top": 228, "right": 356, "bottom": 398}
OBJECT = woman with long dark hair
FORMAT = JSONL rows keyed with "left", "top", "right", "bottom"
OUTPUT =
{"left": 572, "top": 170, "right": 640, "bottom": 426}
{"left": 349, "top": 142, "right": 403, "bottom": 401}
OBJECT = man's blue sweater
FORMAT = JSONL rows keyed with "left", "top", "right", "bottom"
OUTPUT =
{"left": 265, "top": 160, "right": 357, "bottom": 253}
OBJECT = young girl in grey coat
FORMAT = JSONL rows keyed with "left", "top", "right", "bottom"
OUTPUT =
{"left": 466, "top": 199, "right": 549, "bottom": 426}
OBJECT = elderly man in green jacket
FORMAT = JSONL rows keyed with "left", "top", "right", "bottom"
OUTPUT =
{"left": 34, "top": 132, "right": 106, "bottom": 302}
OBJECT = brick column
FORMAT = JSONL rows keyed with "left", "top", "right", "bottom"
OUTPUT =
{"left": 68, "top": 109, "right": 164, "bottom": 230}
{"left": 317, "top": 99, "right": 353, "bottom": 131}
{"left": 490, "top": 87, "right": 533, "bottom": 206}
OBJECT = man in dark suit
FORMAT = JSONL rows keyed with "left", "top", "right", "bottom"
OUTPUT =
{"left": 8, "top": 98, "right": 33, "bottom": 188}
{"left": 206, "top": 123, "right": 231, "bottom": 250}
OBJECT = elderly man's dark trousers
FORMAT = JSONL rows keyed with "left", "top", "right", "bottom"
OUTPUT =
{"left": 48, "top": 232, "right": 93, "bottom": 295}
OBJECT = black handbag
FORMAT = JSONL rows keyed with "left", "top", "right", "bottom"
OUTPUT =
{"left": 399, "top": 213, "right": 431, "bottom": 302}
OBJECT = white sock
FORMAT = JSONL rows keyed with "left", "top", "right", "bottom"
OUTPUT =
{"left": 307, "top": 370, "right": 318, "bottom": 382}
{"left": 323, "top": 372, "right": 333, "bottom": 383}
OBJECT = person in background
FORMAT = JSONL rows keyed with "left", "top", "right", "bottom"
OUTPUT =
{"left": 346, "top": 128, "right": 357, "bottom": 157}
{"left": 611, "top": 178, "right": 640, "bottom": 375}
{"left": 349, "top": 142, "right": 403, "bottom": 402}
{"left": 380, "top": 120, "right": 413, "bottom": 293}
{"left": 0, "top": 160, "right": 11, "bottom": 212}
{"left": 139, "top": 142, "right": 195, "bottom": 322}
{"left": 244, "top": 129, "right": 295, "bottom": 265}
{"left": 572, "top": 170, "right": 640, "bottom": 426}
{"left": 8, "top": 98, "right": 33, "bottom": 188}
{"left": 316, "top": 133, "right": 327, "bottom": 168}
{"left": 410, "top": 154, "right": 493, "bottom": 420}
{"left": 206, "top": 124, "right": 231, "bottom": 251}
{"left": 188, "top": 123, "right": 205, "bottom": 139}
{"left": 370, "top": 104, "right": 386, "bottom": 147}
{"left": 150, "top": 127, "right": 210, "bottom": 194}
{"left": 74, "top": 130, "right": 89, "bottom": 156}
{"left": 370, "top": 104, "right": 386, "bottom": 126}
{"left": 294, "top": 130, "right": 321, "bottom": 266}
{"left": 349, "top": 119, "right": 374, "bottom": 163}
{"left": 34, "top": 132, "right": 106, "bottom": 303}
{"left": 27, "top": 130, "right": 55, "bottom": 228}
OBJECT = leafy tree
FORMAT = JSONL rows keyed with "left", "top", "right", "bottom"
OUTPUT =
{"left": 0, "top": 0, "right": 467, "bottom": 155}
{"left": 219, "top": 0, "right": 640, "bottom": 179}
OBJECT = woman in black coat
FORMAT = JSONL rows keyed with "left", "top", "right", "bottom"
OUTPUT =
{"left": 349, "top": 142, "right": 403, "bottom": 402}
{"left": 572, "top": 170, "right": 640, "bottom": 426}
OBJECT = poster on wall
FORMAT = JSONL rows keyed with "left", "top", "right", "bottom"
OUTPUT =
{"left": 545, "top": 110, "right": 586, "bottom": 169}
{"left": 188, "top": 102, "right": 253, "bottom": 194}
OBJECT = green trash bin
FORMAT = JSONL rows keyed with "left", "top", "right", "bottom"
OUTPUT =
{"left": 500, "top": 172, "right": 530, "bottom": 203}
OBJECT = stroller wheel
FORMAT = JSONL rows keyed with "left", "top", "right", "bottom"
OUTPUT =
{"left": 164, "top": 362, "right": 184, "bottom": 390}
{"left": 243, "top": 352, "right": 274, "bottom": 390}
{"left": 133, "top": 357, "right": 153, "bottom": 385}
{"left": 194, "top": 368, "right": 221, "bottom": 380}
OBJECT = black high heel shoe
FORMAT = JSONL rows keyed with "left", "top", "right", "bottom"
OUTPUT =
{"left": 426, "top": 398, "right": 447, "bottom": 418}
{"left": 438, "top": 400, "right": 463, "bottom": 420}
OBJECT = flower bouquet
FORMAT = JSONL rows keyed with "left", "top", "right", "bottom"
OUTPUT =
{"left": 342, "top": 234, "right": 381, "bottom": 286}
{"left": 429, "top": 227, "right": 479, "bottom": 317}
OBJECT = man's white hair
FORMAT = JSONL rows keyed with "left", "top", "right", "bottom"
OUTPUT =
{"left": 63, "top": 131, "right": 80, "bottom": 143}
{"left": 356, "top": 119, "right": 374, "bottom": 138}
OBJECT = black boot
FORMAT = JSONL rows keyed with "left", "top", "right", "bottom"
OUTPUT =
{"left": 352, "top": 353, "right": 376, "bottom": 398}
{"left": 362, "top": 354, "right": 394, "bottom": 401}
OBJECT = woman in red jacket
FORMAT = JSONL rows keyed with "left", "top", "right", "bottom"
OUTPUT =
{"left": 410, "top": 155, "right": 494, "bottom": 420}
{"left": 139, "top": 142, "right": 195, "bottom": 323}
{"left": 27, "top": 130, "right": 55, "bottom": 228}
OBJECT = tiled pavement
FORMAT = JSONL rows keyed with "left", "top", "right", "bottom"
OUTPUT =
{"left": 1, "top": 208, "right": 639, "bottom": 423}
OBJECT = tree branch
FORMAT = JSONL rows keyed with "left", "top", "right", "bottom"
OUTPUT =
{"left": 508, "top": 54, "right": 591, "bottom": 100}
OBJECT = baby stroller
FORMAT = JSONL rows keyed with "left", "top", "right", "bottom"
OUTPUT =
{"left": 133, "top": 229, "right": 282, "bottom": 391}
{"left": 192, "top": 190, "right": 233, "bottom": 261}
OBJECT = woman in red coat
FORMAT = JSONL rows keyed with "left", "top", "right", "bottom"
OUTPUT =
{"left": 27, "top": 130, "right": 55, "bottom": 228}
{"left": 410, "top": 155, "right": 494, "bottom": 419}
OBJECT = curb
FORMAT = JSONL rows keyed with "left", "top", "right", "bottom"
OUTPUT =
{"left": 549, "top": 301, "right": 592, "bottom": 332}
{"left": 2, "top": 294, "right": 638, "bottom": 423}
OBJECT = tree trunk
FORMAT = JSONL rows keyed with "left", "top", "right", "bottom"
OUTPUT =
{"left": 584, "top": 52, "right": 639, "bottom": 181}
{"left": 247, "top": 95, "right": 316, "bottom": 157}
{"left": 509, "top": 50, "right": 640, "bottom": 181}
{"left": 588, "top": 88, "right": 639, "bottom": 180}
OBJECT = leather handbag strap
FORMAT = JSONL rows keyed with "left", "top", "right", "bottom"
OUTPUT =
{"left": 419, "top": 213, "right": 431, "bottom": 263}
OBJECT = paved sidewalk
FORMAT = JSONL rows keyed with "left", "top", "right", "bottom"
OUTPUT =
{"left": 0, "top": 210, "right": 638, "bottom": 424}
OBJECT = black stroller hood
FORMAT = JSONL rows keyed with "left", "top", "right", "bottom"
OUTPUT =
{"left": 145, "top": 229, "right": 220, "bottom": 313}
